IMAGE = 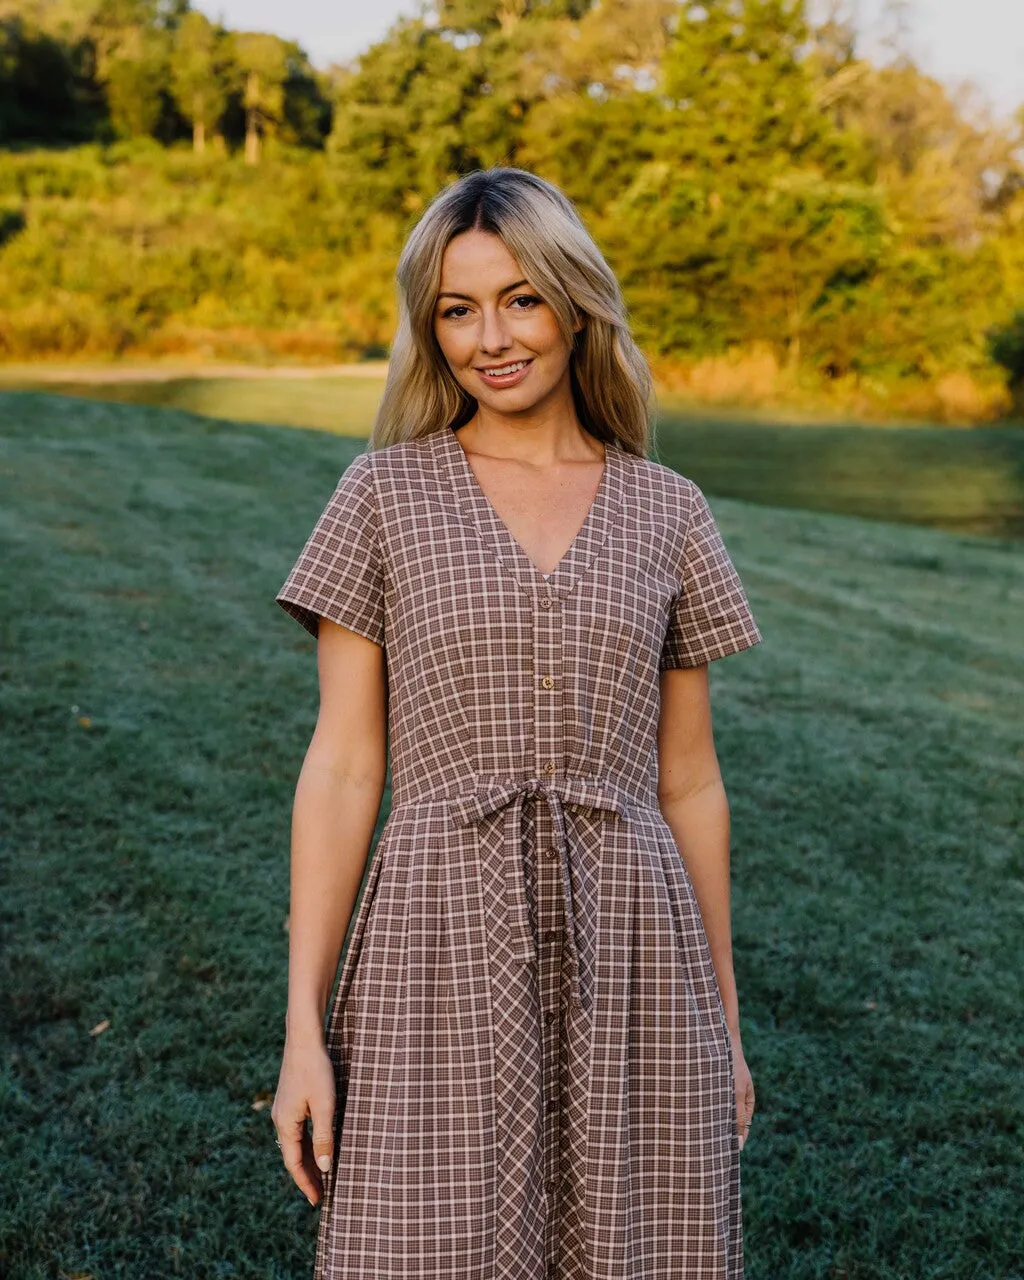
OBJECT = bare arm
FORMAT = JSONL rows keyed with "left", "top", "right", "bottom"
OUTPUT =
{"left": 285, "top": 617, "right": 388, "bottom": 1041}
{"left": 656, "top": 663, "right": 755, "bottom": 1147}
{"left": 273, "top": 617, "right": 388, "bottom": 1204}
{"left": 656, "top": 663, "right": 738, "bottom": 1028}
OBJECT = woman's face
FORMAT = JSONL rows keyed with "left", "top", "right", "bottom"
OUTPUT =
{"left": 433, "top": 229, "right": 580, "bottom": 417}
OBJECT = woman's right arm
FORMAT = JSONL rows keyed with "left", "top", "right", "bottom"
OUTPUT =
{"left": 272, "top": 617, "right": 388, "bottom": 1206}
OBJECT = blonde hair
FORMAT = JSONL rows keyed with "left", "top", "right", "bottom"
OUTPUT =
{"left": 369, "top": 167, "right": 654, "bottom": 457}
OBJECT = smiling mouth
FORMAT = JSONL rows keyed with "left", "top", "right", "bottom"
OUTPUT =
{"left": 476, "top": 359, "right": 533, "bottom": 376}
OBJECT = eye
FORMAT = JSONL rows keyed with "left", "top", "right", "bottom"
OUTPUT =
{"left": 440, "top": 303, "right": 470, "bottom": 319}
{"left": 510, "top": 294, "right": 542, "bottom": 309}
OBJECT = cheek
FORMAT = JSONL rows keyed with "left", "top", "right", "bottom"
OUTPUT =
{"left": 434, "top": 328, "right": 474, "bottom": 372}
{"left": 531, "top": 314, "right": 570, "bottom": 359}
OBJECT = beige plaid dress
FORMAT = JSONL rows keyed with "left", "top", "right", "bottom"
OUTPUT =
{"left": 276, "top": 422, "right": 762, "bottom": 1280}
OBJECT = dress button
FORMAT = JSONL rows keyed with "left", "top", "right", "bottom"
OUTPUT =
{"left": 545, "top": 1009, "right": 557, "bottom": 1025}
{"left": 545, "top": 1177, "right": 557, "bottom": 1194}
{"left": 542, "top": 760, "right": 556, "bottom": 775}
{"left": 544, "top": 928, "right": 558, "bottom": 942}
{"left": 546, "top": 1097, "right": 558, "bottom": 1113}
{"left": 540, "top": 674, "right": 555, "bottom": 690}
{"left": 544, "top": 846, "right": 558, "bottom": 859}
{"left": 540, "top": 595, "right": 552, "bottom": 609}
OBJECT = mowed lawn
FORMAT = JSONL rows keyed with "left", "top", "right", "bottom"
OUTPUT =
{"left": 1, "top": 392, "right": 1022, "bottom": 1279}
{"left": 4, "top": 371, "right": 1022, "bottom": 539}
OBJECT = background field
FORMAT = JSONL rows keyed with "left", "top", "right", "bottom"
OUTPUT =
{"left": 1, "top": 392, "right": 1022, "bottom": 1278}
{"left": 2, "top": 374, "right": 1021, "bottom": 538}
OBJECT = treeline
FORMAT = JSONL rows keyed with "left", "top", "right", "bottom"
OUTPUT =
{"left": 0, "top": 0, "right": 329, "bottom": 156}
{"left": 1, "top": 0, "right": 1024, "bottom": 420}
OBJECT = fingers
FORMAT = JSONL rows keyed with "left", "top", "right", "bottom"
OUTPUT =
{"left": 272, "top": 1047, "right": 338, "bottom": 1208}
{"left": 310, "top": 1098, "right": 336, "bottom": 1175}
{"left": 276, "top": 1115, "right": 321, "bottom": 1206}
{"left": 736, "top": 1077, "right": 755, "bottom": 1152}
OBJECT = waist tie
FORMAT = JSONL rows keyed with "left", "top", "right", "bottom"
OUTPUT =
{"left": 447, "top": 775, "right": 635, "bottom": 1011}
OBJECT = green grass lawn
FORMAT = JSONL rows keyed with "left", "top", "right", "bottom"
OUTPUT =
{"left": 0, "top": 374, "right": 385, "bottom": 439}
{"left": 1, "top": 392, "right": 1022, "bottom": 1279}
{"left": 4, "top": 375, "right": 1021, "bottom": 539}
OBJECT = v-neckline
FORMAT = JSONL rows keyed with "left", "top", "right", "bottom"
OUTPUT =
{"left": 437, "top": 421, "right": 624, "bottom": 596}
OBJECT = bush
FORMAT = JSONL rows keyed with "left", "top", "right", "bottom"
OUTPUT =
{"left": 0, "top": 204, "right": 25, "bottom": 248}
{"left": 989, "top": 311, "right": 1024, "bottom": 386}
{"left": 988, "top": 310, "right": 1024, "bottom": 416}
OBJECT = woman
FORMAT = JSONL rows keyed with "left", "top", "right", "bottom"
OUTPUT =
{"left": 272, "top": 167, "right": 762, "bottom": 1280}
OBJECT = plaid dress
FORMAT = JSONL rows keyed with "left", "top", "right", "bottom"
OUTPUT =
{"left": 276, "top": 422, "right": 762, "bottom": 1280}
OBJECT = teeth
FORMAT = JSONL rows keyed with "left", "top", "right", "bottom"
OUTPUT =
{"left": 483, "top": 360, "right": 529, "bottom": 376}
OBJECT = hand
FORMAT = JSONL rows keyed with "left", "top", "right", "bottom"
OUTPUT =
{"left": 730, "top": 1026, "right": 755, "bottom": 1152}
{"left": 271, "top": 1035, "right": 337, "bottom": 1207}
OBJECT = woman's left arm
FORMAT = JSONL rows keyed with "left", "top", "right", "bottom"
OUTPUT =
{"left": 657, "top": 662, "right": 755, "bottom": 1150}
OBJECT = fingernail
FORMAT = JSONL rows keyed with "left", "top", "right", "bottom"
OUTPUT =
{"left": 738, "top": 1135, "right": 745, "bottom": 1152}
{"left": 306, "top": 1195, "right": 316, "bottom": 1207}
{"left": 317, "top": 1155, "right": 332, "bottom": 1173}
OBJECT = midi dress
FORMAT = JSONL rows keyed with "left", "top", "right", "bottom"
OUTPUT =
{"left": 275, "top": 422, "right": 763, "bottom": 1280}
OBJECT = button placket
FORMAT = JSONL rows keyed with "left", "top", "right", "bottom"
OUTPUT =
{"left": 533, "top": 586, "right": 563, "bottom": 778}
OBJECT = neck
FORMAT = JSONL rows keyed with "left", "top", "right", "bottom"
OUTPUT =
{"left": 460, "top": 379, "right": 597, "bottom": 464}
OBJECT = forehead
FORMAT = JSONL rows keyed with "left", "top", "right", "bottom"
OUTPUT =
{"left": 438, "top": 229, "right": 524, "bottom": 285}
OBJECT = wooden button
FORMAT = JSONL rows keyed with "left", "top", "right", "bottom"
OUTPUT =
{"left": 540, "top": 675, "right": 555, "bottom": 690}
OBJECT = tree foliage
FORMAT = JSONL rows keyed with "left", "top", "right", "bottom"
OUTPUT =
{"left": 168, "top": 11, "right": 231, "bottom": 152}
{"left": 0, "top": 0, "right": 1021, "bottom": 413}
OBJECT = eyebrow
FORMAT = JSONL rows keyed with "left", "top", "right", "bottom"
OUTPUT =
{"left": 437, "top": 279, "right": 529, "bottom": 302}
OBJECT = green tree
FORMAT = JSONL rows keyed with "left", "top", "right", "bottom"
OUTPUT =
{"left": 327, "top": 2, "right": 594, "bottom": 212}
{"left": 280, "top": 53, "right": 331, "bottom": 148}
{"left": 989, "top": 310, "right": 1024, "bottom": 413}
{"left": 169, "top": 10, "right": 231, "bottom": 153}
{"left": 105, "top": 48, "right": 164, "bottom": 137}
{"left": 234, "top": 31, "right": 288, "bottom": 165}
{"left": 0, "top": 16, "right": 79, "bottom": 142}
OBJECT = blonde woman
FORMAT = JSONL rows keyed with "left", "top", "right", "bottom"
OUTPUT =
{"left": 272, "top": 167, "right": 762, "bottom": 1280}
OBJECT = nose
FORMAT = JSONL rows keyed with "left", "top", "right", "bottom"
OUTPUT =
{"left": 477, "top": 304, "right": 512, "bottom": 357}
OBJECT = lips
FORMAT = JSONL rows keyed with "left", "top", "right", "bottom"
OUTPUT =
{"left": 476, "top": 358, "right": 534, "bottom": 388}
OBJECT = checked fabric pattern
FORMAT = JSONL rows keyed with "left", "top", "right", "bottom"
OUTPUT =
{"left": 275, "top": 423, "right": 762, "bottom": 1280}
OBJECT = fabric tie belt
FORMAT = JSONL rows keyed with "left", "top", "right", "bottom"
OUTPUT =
{"left": 447, "top": 775, "right": 635, "bottom": 1011}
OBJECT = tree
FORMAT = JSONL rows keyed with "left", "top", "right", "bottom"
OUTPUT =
{"left": 0, "top": 15, "right": 81, "bottom": 143}
{"left": 327, "top": 3, "right": 594, "bottom": 211}
{"left": 105, "top": 47, "right": 164, "bottom": 137}
{"left": 233, "top": 31, "right": 288, "bottom": 165}
{"left": 989, "top": 310, "right": 1024, "bottom": 413}
{"left": 169, "top": 10, "right": 230, "bottom": 153}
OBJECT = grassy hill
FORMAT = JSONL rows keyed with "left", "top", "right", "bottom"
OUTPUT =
{"left": 2, "top": 374, "right": 1021, "bottom": 537}
{"left": 1, "top": 393, "right": 1021, "bottom": 1278}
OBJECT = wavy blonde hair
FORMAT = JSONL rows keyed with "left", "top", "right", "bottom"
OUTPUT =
{"left": 369, "top": 167, "right": 654, "bottom": 457}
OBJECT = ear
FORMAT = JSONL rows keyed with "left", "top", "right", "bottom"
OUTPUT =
{"left": 571, "top": 311, "right": 586, "bottom": 337}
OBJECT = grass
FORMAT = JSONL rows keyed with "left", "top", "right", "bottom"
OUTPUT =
{"left": 2, "top": 375, "right": 1021, "bottom": 539}
{"left": 1, "top": 392, "right": 1022, "bottom": 1279}
{"left": 650, "top": 412, "right": 1024, "bottom": 540}
{"left": 0, "top": 374, "right": 385, "bottom": 439}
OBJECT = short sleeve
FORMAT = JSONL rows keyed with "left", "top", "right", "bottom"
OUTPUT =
{"left": 275, "top": 451, "right": 385, "bottom": 645}
{"left": 659, "top": 481, "right": 762, "bottom": 669}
